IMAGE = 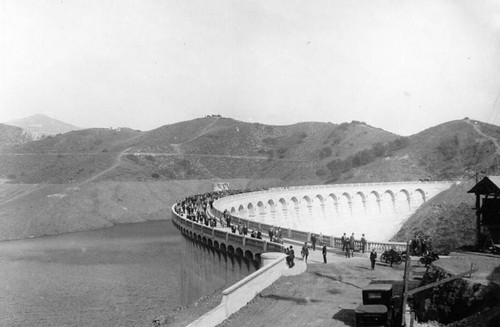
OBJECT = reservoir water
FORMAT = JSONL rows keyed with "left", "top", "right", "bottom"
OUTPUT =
{"left": 0, "top": 220, "right": 181, "bottom": 327}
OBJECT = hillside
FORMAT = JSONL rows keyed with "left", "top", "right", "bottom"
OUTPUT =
{"left": 0, "top": 117, "right": 398, "bottom": 184}
{"left": 3, "top": 114, "right": 82, "bottom": 139}
{"left": 390, "top": 178, "right": 478, "bottom": 253}
{"left": 0, "top": 124, "right": 33, "bottom": 150}
{"left": 0, "top": 116, "right": 499, "bottom": 246}
{"left": 337, "top": 118, "right": 500, "bottom": 183}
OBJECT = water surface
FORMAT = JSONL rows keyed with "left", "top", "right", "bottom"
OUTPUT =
{"left": 0, "top": 220, "right": 181, "bottom": 327}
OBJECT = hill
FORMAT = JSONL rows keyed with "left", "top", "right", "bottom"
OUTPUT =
{"left": 4, "top": 114, "right": 82, "bottom": 139}
{"left": 0, "top": 116, "right": 499, "bottom": 247}
{"left": 0, "top": 123, "right": 33, "bottom": 150}
{"left": 0, "top": 117, "right": 398, "bottom": 184}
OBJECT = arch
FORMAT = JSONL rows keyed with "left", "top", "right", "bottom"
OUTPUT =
{"left": 268, "top": 199, "right": 276, "bottom": 213}
{"left": 278, "top": 198, "right": 287, "bottom": 211}
{"left": 236, "top": 247, "right": 244, "bottom": 257}
{"left": 366, "top": 191, "right": 380, "bottom": 215}
{"left": 327, "top": 193, "right": 338, "bottom": 205}
{"left": 383, "top": 190, "right": 395, "bottom": 202}
{"left": 341, "top": 192, "right": 352, "bottom": 202}
{"left": 257, "top": 201, "right": 266, "bottom": 215}
{"left": 315, "top": 194, "right": 325, "bottom": 205}
{"left": 220, "top": 243, "right": 227, "bottom": 252}
{"left": 411, "top": 188, "right": 426, "bottom": 210}
{"left": 238, "top": 204, "right": 245, "bottom": 216}
{"left": 302, "top": 195, "right": 312, "bottom": 207}
{"left": 414, "top": 188, "right": 426, "bottom": 202}
{"left": 380, "top": 190, "right": 395, "bottom": 215}
{"left": 351, "top": 191, "right": 366, "bottom": 218}
{"left": 325, "top": 193, "right": 339, "bottom": 217}
{"left": 396, "top": 189, "right": 411, "bottom": 213}
{"left": 290, "top": 197, "right": 299, "bottom": 209}
{"left": 230, "top": 207, "right": 236, "bottom": 215}
{"left": 227, "top": 245, "right": 235, "bottom": 255}
{"left": 338, "top": 192, "right": 351, "bottom": 218}
{"left": 245, "top": 250, "right": 254, "bottom": 260}
{"left": 207, "top": 239, "right": 213, "bottom": 247}
{"left": 247, "top": 203, "right": 255, "bottom": 217}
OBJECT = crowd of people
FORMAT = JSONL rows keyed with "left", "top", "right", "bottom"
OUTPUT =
{"left": 340, "top": 232, "right": 367, "bottom": 258}
{"left": 174, "top": 189, "right": 256, "bottom": 227}
{"left": 175, "top": 192, "right": 423, "bottom": 272}
{"left": 410, "top": 233, "right": 433, "bottom": 256}
{"left": 174, "top": 189, "right": 283, "bottom": 242}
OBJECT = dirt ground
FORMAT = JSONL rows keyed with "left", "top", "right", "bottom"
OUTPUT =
{"left": 166, "top": 248, "right": 500, "bottom": 327}
{"left": 166, "top": 247, "right": 425, "bottom": 327}
{"left": 217, "top": 248, "right": 416, "bottom": 327}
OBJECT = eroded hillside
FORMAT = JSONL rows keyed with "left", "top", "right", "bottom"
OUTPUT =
{"left": 0, "top": 116, "right": 499, "bottom": 244}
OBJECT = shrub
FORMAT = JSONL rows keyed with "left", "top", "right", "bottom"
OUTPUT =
{"left": 126, "top": 154, "right": 140, "bottom": 164}
{"left": 318, "top": 147, "right": 332, "bottom": 160}
{"left": 145, "top": 155, "right": 156, "bottom": 162}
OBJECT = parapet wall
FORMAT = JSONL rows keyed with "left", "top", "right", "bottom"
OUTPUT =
{"left": 172, "top": 207, "right": 283, "bottom": 305}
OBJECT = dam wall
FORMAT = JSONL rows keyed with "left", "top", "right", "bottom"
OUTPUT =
{"left": 214, "top": 181, "right": 455, "bottom": 242}
{"left": 172, "top": 208, "right": 283, "bottom": 305}
{"left": 179, "top": 234, "right": 259, "bottom": 305}
{"left": 172, "top": 181, "right": 455, "bottom": 311}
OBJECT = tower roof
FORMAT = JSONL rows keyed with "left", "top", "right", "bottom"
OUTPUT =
{"left": 468, "top": 176, "right": 500, "bottom": 196}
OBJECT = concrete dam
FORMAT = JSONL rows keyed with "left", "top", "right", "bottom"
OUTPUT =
{"left": 214, "top": 181, "right": 455, "bottom": 242}
{"left": 172, "top": 181, "right": 455, "bottom": 307}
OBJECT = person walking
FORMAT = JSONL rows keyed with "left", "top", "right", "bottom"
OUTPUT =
{"left": 349, "top": 233, "right": 355, "bottom": 258}
{"left": 311, "top": 234, "right": 316, "bottom": 251}
{"left": 301, "top": 242, "right": 309, "bottom": 263}
{"left": 361, "top": 234, "right": 367, "bottom": 253}
{"left": 322, "top": 243, "right": 327, "bottom": 263}
{"left": 370, "top": 248, "right": 377, "bottom": 270}
{"left": 341, "top": 233, "right": 347, "bottom": 252}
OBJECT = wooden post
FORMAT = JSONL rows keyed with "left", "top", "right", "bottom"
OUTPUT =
{"left": 406, "top": 268, "right": 477, "bottom": 296}
{"left": 401, "top": 241, "right": 411, "bottom": 326}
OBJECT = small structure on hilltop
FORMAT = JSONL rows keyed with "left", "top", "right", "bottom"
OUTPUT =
{"left": 213, "top": 182, "right": 230, "bottom": 192}
{"left": 468, "top": 176, "right": 500, "bottom": 251}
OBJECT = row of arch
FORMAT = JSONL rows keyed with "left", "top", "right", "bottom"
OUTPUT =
{"left": 227, "top": 189, "right": 426, "bottom": 218}
{"left": 177, "top": 224, "right": 260, "bottom": 263}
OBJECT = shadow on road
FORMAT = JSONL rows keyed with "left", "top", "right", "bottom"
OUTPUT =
{"left": 259, "top": 294, "right": 322, "bottom": 305}
{"left": 332, "top": 308, "right": 355, "bottom": 326}
{"left": 312, "top": 271, "right": 362, "bottom": 289}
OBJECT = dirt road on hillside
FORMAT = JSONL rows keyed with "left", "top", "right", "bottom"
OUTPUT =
{"left": 466, "top": 118, "right": 500, "bottom": 156}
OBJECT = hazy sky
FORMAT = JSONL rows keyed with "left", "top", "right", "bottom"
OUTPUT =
{"left": 1, "top": 0, "right": 500, "bottom": 135}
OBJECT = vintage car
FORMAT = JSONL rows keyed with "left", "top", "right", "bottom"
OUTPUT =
{"left": 355, "top": 284, "right": 398, "bottom": 327}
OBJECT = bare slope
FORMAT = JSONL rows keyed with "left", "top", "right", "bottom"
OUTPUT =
{"left": 1, "top": 116, "right": 499, "bottom": 246}
{"left": 0, "top": 123, "right": 33, "bottom": 149}
{"left": 0, "top": 178, "right": 279, "bottom": 241}
{"left": 0, "top": 117, "right": 397, "bottom": 184}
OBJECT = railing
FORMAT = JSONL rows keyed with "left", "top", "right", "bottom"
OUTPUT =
{"left": 172, "top": 206, "right": 285, "bottom": 254}
{"left": 206, "top": 205, "right": 406, "bottom": 250}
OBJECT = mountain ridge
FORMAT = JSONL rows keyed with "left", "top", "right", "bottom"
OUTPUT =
{"left": 3, "top": 113, "right": 82, "bottom": 139}
{"left": 0, "top": 115, "right": 498, "bottom": 250}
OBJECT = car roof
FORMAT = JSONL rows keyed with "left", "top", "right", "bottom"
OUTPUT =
{"left": 363, "top": 284, "right": 393, "bottom": 291}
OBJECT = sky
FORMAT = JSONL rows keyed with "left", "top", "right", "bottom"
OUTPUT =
{"left": 1, "top": 0, "right": 500, "bottom": 136}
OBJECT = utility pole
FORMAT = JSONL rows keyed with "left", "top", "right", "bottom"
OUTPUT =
{"left": 401, "top": 240, "right": 411, "bottom": 326}
{"left": 476, "top": 172, "right": 481, "bottom": 246}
